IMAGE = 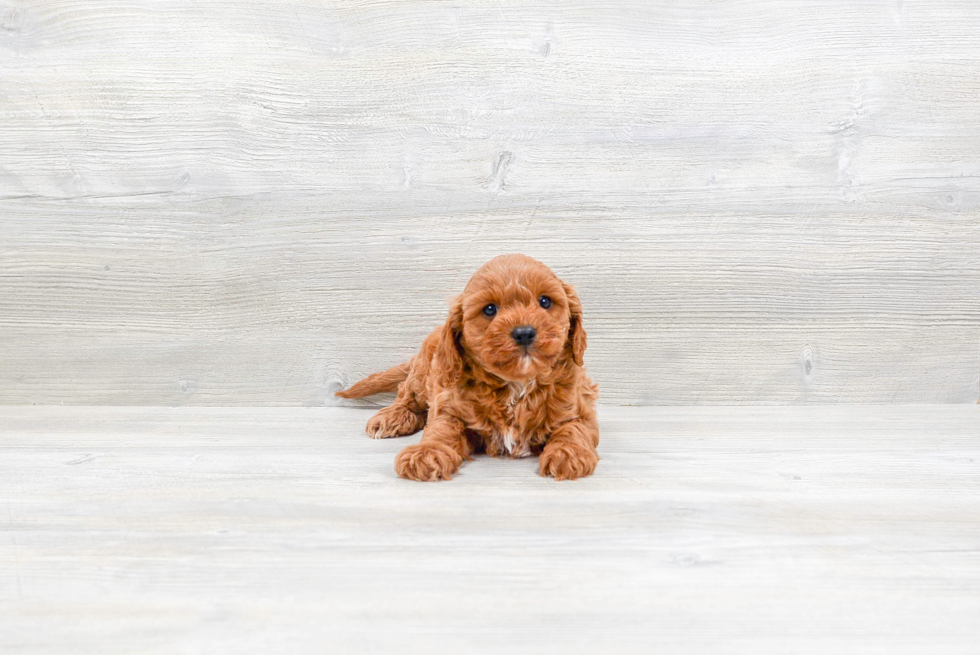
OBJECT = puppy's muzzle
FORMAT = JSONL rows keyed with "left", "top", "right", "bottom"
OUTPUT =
{"left": 511, "top": 325, "right": 536, "bottom": 347}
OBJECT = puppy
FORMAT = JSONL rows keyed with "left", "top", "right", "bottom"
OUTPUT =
{"left": 336, "top": 254, "right": 599, "bottom": 482}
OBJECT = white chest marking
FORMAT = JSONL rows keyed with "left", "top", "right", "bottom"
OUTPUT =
{"left": 508, "top": 380, "right": 534, "bottom": 406}
{"left": 502, "top": 429, "right": 516, "bottom": 453}
{"left": 500, "top": 428, "right": 532, "bottom": 458}
{"left": 500, "top": 381, "right": 535, "bottom": 457}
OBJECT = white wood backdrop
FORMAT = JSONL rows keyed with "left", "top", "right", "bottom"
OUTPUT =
{"left": 1, "top": 0, "right": 978, "bottom": 405}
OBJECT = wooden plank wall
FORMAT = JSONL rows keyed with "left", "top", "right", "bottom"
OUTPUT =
{"left": 1, "top": 0, "right": 978, "bottom": 405}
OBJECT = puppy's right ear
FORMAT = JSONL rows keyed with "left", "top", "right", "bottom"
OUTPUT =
{"left": 435, "top": 295, "right": 465, "bottom": 387}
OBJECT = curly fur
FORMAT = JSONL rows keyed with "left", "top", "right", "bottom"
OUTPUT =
{"left": 336, "top": 254, "right": 599, "bottom": 481}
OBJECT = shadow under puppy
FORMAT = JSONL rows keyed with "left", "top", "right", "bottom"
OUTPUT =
{"left": 336, "top": 254, "right": 600, "bottom": 481}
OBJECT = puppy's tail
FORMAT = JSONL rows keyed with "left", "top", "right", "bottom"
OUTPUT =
{"left": 334, "top": 361, "right": 411, "bottom": 399}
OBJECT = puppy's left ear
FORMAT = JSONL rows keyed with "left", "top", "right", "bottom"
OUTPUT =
{"left": 563, "top": 282, "right": 587, "bottom": 366}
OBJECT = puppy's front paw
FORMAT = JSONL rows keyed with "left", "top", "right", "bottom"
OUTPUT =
{"left": 366, "top": 405, "right": 426, "bottom": 439}
{"left": 394, "top": 442, "right": 463, "bottom": 481}
{"left": 539, "top": 441, "right": 599, "bottom": 481}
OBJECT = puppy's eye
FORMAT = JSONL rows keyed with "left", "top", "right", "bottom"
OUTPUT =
{"left": 538, "top": 295, "right": 552, "bottom": 309}
{"left": 482, "top": 303, "right": 497, "bottom": 317}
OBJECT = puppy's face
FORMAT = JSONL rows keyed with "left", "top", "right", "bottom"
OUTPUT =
{"left": 457, "top": 255, "right": 580, "bottom": 382}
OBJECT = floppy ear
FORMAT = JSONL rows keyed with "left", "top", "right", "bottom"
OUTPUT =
{"left": 435, "top": 295, "right": 466, "bottom": 386}
{"left": 563, "top": 282, "right": 587, "bottom": 366}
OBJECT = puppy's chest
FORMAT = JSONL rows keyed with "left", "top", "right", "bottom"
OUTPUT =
{"left": 483, "top": 382, "right": 546, "bottom": 458}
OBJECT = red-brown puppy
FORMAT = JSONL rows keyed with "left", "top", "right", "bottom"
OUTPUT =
{"left": 336, "top": 254, "right": 599, "bottom": 481}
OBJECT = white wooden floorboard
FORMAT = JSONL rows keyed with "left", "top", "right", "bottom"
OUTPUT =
{"left": 1, "top": 405, "right": 978, "bottom": 654}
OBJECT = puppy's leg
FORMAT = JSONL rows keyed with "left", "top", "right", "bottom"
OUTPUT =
{"left": 364, "top": 345, "right": 433, "bottom": 439}
{"left": 394, "top": 414, "right": 472, "bottom": 481}
{"left": 366, "top": 401, "right": 426, "bottom": 439}
{"left": 539, "top": 417, "right": 600, "bottom": 481}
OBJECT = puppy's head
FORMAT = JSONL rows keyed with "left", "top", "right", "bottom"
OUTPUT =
{"left": 439, "top": 254, "right": 586, "bottom": 384}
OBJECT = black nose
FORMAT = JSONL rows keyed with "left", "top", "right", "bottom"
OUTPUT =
{"left": 511, "top": 325, "right": 536, "bottom": 347}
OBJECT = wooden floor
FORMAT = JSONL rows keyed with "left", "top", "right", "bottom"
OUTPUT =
{"left": 2, "top": 405, "right": 978, "bottom": 654}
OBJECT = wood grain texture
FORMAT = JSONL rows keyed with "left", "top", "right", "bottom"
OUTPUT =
{"left": 1, "top": 0, "right": 978, "bottom": 404}
{"left": 2, "top": 405, "right": 979, "bottom": 653}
